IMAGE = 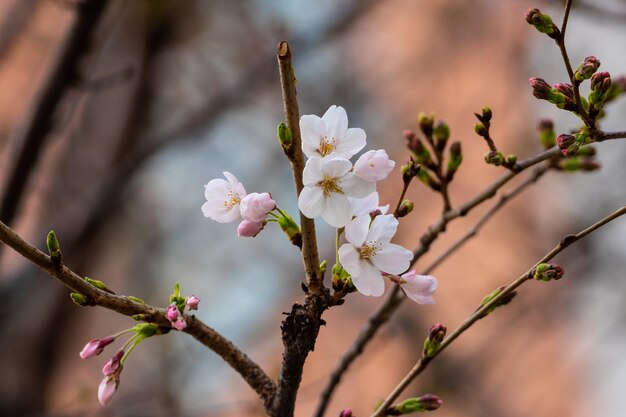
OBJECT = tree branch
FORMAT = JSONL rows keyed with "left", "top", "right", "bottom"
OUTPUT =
{"left": 371, "top": 204, "right": 626, "bottom": 416}
{"left": 0, "top": 220, "right": 277, "bottom": 408}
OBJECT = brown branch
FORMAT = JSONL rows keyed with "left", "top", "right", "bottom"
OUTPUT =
{"left": 0, "top": 0, "right": 110, "bottom": 226}
{"left": 0, "top": 220, "right": 277, "bottom": 409}
{"left": 372, "top": 204, "right": 626, "bottom": 416}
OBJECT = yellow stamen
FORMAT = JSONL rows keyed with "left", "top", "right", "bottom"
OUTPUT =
{"left": 359, "top": 241, "right": 383, "bottom": 259}
{"left": 318, "top": 176, "right": 343, "bottom": 197}
{"left": 223, "top": 190, "right": 241, "bottom": 211}
{"left": 319, "top": 135, "right": 337, "bottom": 157}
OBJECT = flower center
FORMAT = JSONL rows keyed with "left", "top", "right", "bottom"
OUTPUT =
{"left": 359, "top": 241, "right": 382, "bottom": 259}
{"left": 223, "top": 190, "right": 241, "bottom": 211}
{"left": 319, "top": 135, "right": 337, "bottom": 157}
{"left": 318, "top": 176, "right": 343, "bottom": 197}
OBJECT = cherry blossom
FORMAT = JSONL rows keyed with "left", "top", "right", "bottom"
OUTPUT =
{"left": 300, "top": 105, "right": 366, "bottom": 159}
{"left": 338, "top": 214, "right": 413, "bottom": 296}
{"left": 79, "top": 336, "right": 114, "bottom": 359}
{"left": 353, "top": 149, "right": 395, "bottom": 182}
{"left": 102, "top": 350, "right": 124, "bottom": 376}
{"left": 400, "top": 271, "right": 438, "bottom": 304}
{"left": 165, "top": 304, "right": 187, "bottom": 331}
{"left": 186, "top": 295, "right": 200, "bottom": 310}
{"left": 237, "top": 219, "right": 266, "bottom": 237}
{"left": 298, "top": 157, "right": 374, "bottom": 227}
{"left": 201, "top": 172, "right": 246, "bottom": 223}
{"left": 349, "top": 192, "right": 389, "bottom": 217}
{"left": 240, "top": 192, "right": 276, "bottom": 222}
{"left": 98, "top": 375, "right": 119, "bottom": 406}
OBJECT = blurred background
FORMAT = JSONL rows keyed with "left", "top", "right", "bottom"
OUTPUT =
{"left": 0, "top": 0, "right": 625, "bottom": 416}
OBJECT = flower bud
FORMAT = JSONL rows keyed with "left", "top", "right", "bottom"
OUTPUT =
{"left": 433, "top": 121, "right": 450, "bottom": 151}
{"left": 417, "top": 112, "right": 434, "bottom": 137}
{"left": 237, "top": 219, "right": 266, "bottom": 237}
{"left": 354, "top": 149, "right": 395, "bottom": 182}
{"left": 166, "top": 304, "right": 179, "bottom": 321}
{"left": 446, "top": 141, "right": 462, "bottom": 181}
{"left": 476, "top": 285, "right": 517, "bottom": 319}
{"left": 416, "top": 168, "right": 441, "bottom": 192}
{"left": 558, "top": 157, "right": 600, "bottom": 172}
{"left": 401, "top": 157, "right": 421, "bottom": 184}
{"left": 589, "top": 71, "right": 612, "bottom": 109}
{"left": 473, "top": 123, "right": 487, "bottom": 137}
{"left": 532, "top": 263, "right": 565, "bottom": 281}
{"left": 575, "top": 56, "right": 601, "bottom": 81}
{"left": 529, "top": 77, "right": 553, "bottom": 100}
{"left": 339, "top": 409, "right": 353, "bottom": 417}
{"left": 80, "top": 336, "right": 115, "bottom": 359}
{"left": 240, "top": 192, "right": 276, "bottom": 223}
{"left": 538, "top": 118, "right": 556, "bottom": 148}
{"left": 505, "top": 154, "right": 517, "bottom": 166}
{"left": 396, "top": 200, "right": 414, "bottom": 218}
{"left": 401, "top": 271, "right": 437, "bottom": 304}
{"left": 481, "top": 106, "right": 492, "bottom": 122}
{"left": 554, "top": 83, "right": 574, "bottom": 99}
{"left": 98, "top": 375, "right": 119, "bottom": 406}
{"left": 409, "top": 138, "right": 434, "bottom": 169}
{"left": 102, "top": 350, "right": 124, "bottom": 376}
{"left": 423, "top": 323, "right": 446, "bottom": 358}
{"left": 277, "top": 122, "right": 292, "bottom": 150}
{"left": 556, "top": 134, "right": 575, "bottom": 154}
{"left": 525, "top": 8, "right": 561, "bottom": 39}
{"left": 186, "top": 295, "right": 200, "bottom": 310}
{"left": 484, "top": 151, "right": 504, "bottom": 166}
{"left": 46, "top": 230, "right": 62, "bottom": 269}
{"left": 387, "top": 394, "right": 443, "bottom": 414}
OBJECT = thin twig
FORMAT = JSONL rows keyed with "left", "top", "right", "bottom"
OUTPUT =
{"left": 372, "top": 204, "right": 626, "bottom": 416}
{"left": 0, "top": 220, "right": 277, "bottom": 408}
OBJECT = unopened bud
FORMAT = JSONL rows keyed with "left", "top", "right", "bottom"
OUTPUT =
{"left": 576, "top": 145, "right": 596, "bottom": 157}
{"left": 590, "top": 72, "right": 612, "bottom": 110}
{"left": 529, "top": 77, "right": 553, "bottom": 101}
{"left": 481, "top": 106, "right": 492, "bottom": 122}
{"left": 433, "top": 121, "right": 450, "bottom": 151}
{"left": 339, "top": 409, "right": 353, "bottom": 417}
{"left": 397, "top": 200, "right": 414, "bottom": 218}
{"left": 416, "top": 169, "right": 441, "bottom": 192}
{"left": 401, "top": 157, "right": 421, "bottom": 183}
{"left": 409, "top": 138, "right": 434, "bottom": 169}
{"left": 85, "top": 277, "right": 113, "bottom": 293}
{"left": 525, "top": 8, "right": 561, "bottom": 39}
{"left": 388, "top": 394, "right": 443, "bottom": 415}
{"left": 474, "top": 123, "right": 487, "bottom": 137}
{"left": 505, "top": 154, "right": 517, "bottom": 166}
{"left": 128, "top": 296, "right": 144, "bottom": 304}
{"left": 446, "top": 141, "right": 463, "bottom": 181}
{"left": 319, "top": 260, "right": 328, "bottom": 275}
{"left": 558, "top": 157, "right": 601, "bottom": 172}
{"left": 423, "top": 323, "right": 446, "bottom": 358}
{"left": 575, "top": 56, "right": 601, "bottom": 81}
{"left": 277, "top": 122, "right": 292, "bottom": 150}
{"left": 538, "top": 118, "right": 556, "bottom": 148}
{"left": 556, "top": 134, "right": 576, "bottom": 154}
{"left": 418, "top": 112, "right": 435, "bottom": 137}
{"left": 533, "top": 263, "right": 565, "bottom": 281}
{"left": 484, "top": 151, "right": 504, "bottom": 166}
{"left": 476, "top": 285, "right": 517, "bottom": 319}
{"left": 70, "top": 292, "right": 89, "bottom": 306}
{"left": 47, "top": 230, "right": 62, "bottom": 269}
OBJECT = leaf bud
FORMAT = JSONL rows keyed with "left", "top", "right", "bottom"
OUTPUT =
{"left": 47, "top": 230, "right": 62, "bottom": 269}
{"left": 433, "top": 121, "right": 450, "bottom": 151}
{"left": 484, "top": 151, "right": 504, "bottom": 166}
{"left": 277, "top": 122, "right": 292, "bottom": 150}
{"left": 446, "top": 141, "right": 463, "bottom": 182}
{"left": 532, "top": 263, "right": 565, "bottom": 281}
{"left": 481, "top": 106, "right": 492, "bottom": 122}
{"left": 423, "top": 323, "right": 446, "bottom": 358}
{"left": 397, "top": 200, "right": 414, "bottom": 218}
{"left": 476, "top": 285, "right": 517, "bottom": 319}
{"left": 70, "top": 292, "right": 89, "bottom": 306}
{"left": 401, "top": 157, "right": 421, "bottom": 183}
{"left": 417, "top": 112, "right": 435, "bottom": 137}
{"left": 387, "top": 394, "right": 443, "bottom": 415}
{"left": 474, "top": 123, "right": 487, "bottom": 137}
{"left": 85, "top": 277, "right": 113, "bottom": 293}
{"left": 538, "top": 118, "right": 556, "bottom": 148}
{"left": 505, "top": 154, "right": 517, "bottom": 165}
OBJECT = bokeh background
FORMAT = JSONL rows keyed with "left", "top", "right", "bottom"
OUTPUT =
{"left": 1, "top": 0, "right": 626, "bottom": 416}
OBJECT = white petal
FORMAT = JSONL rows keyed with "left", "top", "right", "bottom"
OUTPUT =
{"left": 405, "top": 293, "right": 436, "bottom": 305}
{"left": 335, "top": 127, "right": 366, "bottom": 158}
{"left": 320, "top": 157, "right": 352, "bottom": 178}
{"left": 213, "top": 204, "right": 242, "bottom": 223}
{"left": 298, "top": 186, "right": 325, "bottom": 218}
{"left": 321, "top": 105, "right": 348, "bottom": 142}
{"left": 300, "top": 115, "right": 326, "bottom": 158}
{"left": 349, "top": 192, "right": 379, "bottom": 217}
{"left": 321, "top": 193, "right": 353, "bottom": 227}
{"left": 338, "top": 244, "right": 361, "bottom": 276}
{"left": 352, "top": 261, "right": 385, "bottom": 297}
{"left": 367, "top": 214, "right": 398, "bottom": 244}
{"left": 303, "top": 158, "right": 324, "bottom": 185}
{"left": 223, "top": 172, "right": 246, "bottom": 198}
{"left": 340, "top": 173, "right": 375, "bottom": 198}
{"left": 345, "top": 215, "right": 371, "bottom": 247}
{"left": 371, "top": 243, "right": 413, "bottom": 274}
{"left": 203, "top": 178, "right": 229, "bottom": 200}
{"left": 353, "top": 149, "right": 395, "bottom": 182}
{"left": 402, "top": 274, "right": 437, "bottom": 304}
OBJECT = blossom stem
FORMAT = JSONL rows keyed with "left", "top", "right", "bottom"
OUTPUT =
{"left": 121, "top": 336, "right": 142, "bottom": 364}
{"left": 335, "top": 228, "right": 343, "bottom": 265}
{"left": 371, "top": 204, "right": 626, "bottom": 416}
{"left": 393, "top": 181, "right": 411, "bottom": 218}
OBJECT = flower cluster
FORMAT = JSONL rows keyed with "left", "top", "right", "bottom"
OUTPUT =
{"left": 167, "top": 284, "right": 201, "bottom": 331}
{"left": 298, "top": 105, "right": 395, "bottom": 227}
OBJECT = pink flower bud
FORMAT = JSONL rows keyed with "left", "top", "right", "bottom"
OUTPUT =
{"left": 79, "top": 336, "right": 114, "bottom": 359}
{"left": 102, "top": 350, "right": 124, "bottom": 376}
{"left": 401, "top": 271, "right": 438, "bottom": 304}
{"left": 339, "top": 409, "right": 353, "bottom": 417}
{"left": 240, "top": 192, "right": 276, "bottom": 222}
{"left": 353, "top": 149, "right": 395, "bottom": 182}
{"left": 186, "top": 295, "right": 200, "bottom": 310}
{"left": 237, "top": 219, "right": 266, "bottom": 237}
{"left": 98, "top": 375, "right": 119, "bottom": 406}
{"left": 165, "top": 304, "right": 179, "bottom": 321}
{"left": 173, "top": 316, "right": 187, "bottom": 331}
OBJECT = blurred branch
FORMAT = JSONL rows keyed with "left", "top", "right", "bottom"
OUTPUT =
{"left": 0, "top": 0, "right": 37, "bottom": 61}
{"left": 372, "top": 204, "right": 626, "bottom": 416}
{"left": 0, "top": 0, "right": 110, "bottom": 226}
{"left": 0, "top": 219, "right": 277, "bottom": 409}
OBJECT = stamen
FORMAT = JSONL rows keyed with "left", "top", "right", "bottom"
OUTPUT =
{"left": 318, "top": 176, "right": 343, "bottom": 197}
{"left": 359, "top": 241, "right": 383, "bottom": 259}
{"left": 223, "top": 190, "right": 241, "bottom": 211}
{"left": 319, "top": 135, "right": 337, "bottom": 157}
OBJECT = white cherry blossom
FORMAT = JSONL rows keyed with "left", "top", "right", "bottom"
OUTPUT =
{"left": 400, "top": 271, "right": 438, "bottom": 304}
{"left": 240, "top": 192, "right": 275, "bottom": 222}
{"left": 353, "top": 149, "right": 395, "bottom": 182}
{"left": 300, "top": 105, "right": 366, "bottom": 159}
{"left": 349, "top": 192, "right": 389, "bottom": 217}
{"left": 338, "top": 214, "right": 413, "bottom": 296}
{"left": 298, "top": 157, "right": 374, "bottom": 228}
{"left": 201, "top": 172, "right": 246, "bottom": 223}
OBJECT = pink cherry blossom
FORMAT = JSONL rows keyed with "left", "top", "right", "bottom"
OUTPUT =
{"left": 186, "top": 295, "right": 200, "bottom": 310}
{"left": 338, "top": 214, "right": 413, "bottom": 296}
{"left": 79, "top": 336, "right": 114, "bottom": 359}
{"left": 300, "top": 105, "right": 366, "bottom": 159}
{"left": 400, "top": 271, "right": 438, "bottom": 304}
{"left": 165, "top": 304, "right": 179, "bottom": 321}
{"left": 240, "top": 192, "right": 276, "bottom": 222}
{"left": 201, "top": 172, "right": 247, "bottom": 223}
{"left": 102, "top": 350, "right": 124, "bottom": 376}
{"left": 353, "top": 149, "right": 395, "bottom": 182}
{"left": 237, "top": 219, "right": 265, "bottom": 237}
{"left": 98, "top": 375, "right": 119, "bottom": 406}
{"left": 298, "top": 157, "right": 374, "bottom": 228}
{"left": 173, "top": 316, "right": 187, "bottom": 331}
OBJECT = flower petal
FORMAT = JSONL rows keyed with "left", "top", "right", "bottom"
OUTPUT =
{"left": 321, "top": 193, "right": 353, "bottom": 227}
{"left": 303, "top": 157, "right": 324, "bottom": 185}
{"left": 345, "top": 214, "right": 371, "bottom": 247}
{"left": 338, "top": 244, "right": 360, "bottom": 276}
{"left": 352, "top": 261, "right": 385, "bottom": 297}
{"left": 320, "top": 157, "right": 352, "bottom": 178}
{"left": 298, "top": 186, "right": 325, "bottom": 219}
{"left": 336, "top": 127, "right": 366, "bottom": 158}
{"left": 371, "top": 243, "right": 413, "bottom": 274}
{"left": 367, "top": 214, "right": 398, "bottom": 244}
{"left": 340, "top": 173, "right": 375, "bottom": 198}
{"left": 349, "top": 192, "right": 379, "bottom": 217}
{"left": 322, "top": 105, "right": 348, "bottom": 142}
{"left": 300, "top": 115, "right": 326, "bottom": 158}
